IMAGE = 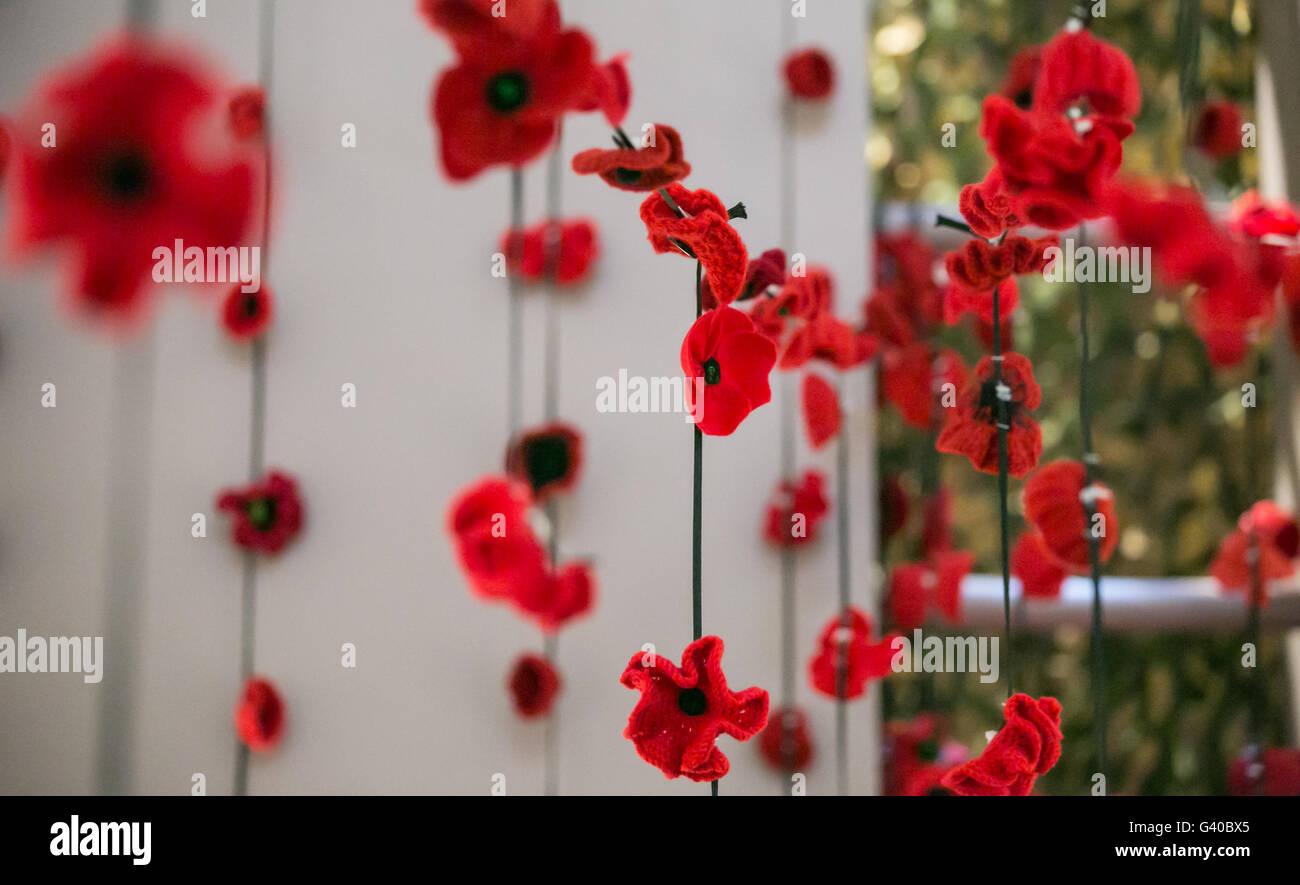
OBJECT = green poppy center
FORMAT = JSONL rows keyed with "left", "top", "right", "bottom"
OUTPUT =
{"left": 523, "top": 435, "right": 571, "bottom": 493}
{"left": 486, "top": 71, "right": 530, "bottom": 113}
{"left": 246, "top": 497, "right": 277, "bottom": 532}
{"left": 677, "top": 687, "right": 708, "bottom": 716}
{"left": 703, "top": 358, "right": 721, "bottom": 386}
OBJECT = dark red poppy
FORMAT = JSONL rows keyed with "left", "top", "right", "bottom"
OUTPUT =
{"left": 940, "top": 693, "right": 1062, "bottom": 796}
{"left": 234, "top": 676, "right": 285, "bottom": 752}
{"left": 1032, "top": 28, "right": 1140, "bottom": 120}
{"left": 500, "top": 217, "right": 600, "bottom": 285}
{"left": 1211, "top": 500, "right": 1300, "bottom": 604}
{"left": 808, "top": 608, "right": 897, "bottom": 700}
{"left": 577, "top": 54, "right": 631, "bottom": 128}
{"left": 763, "top": 469, "right": 829, "bottom": 548}
{"left": 783, "top": 48, "right": 834, "bottom": 100}
{"left": 1001, "top": 46, "right": 1042, "bottom": 109}
{"left": 758, "top": 706, "right": 814, "bottom": 771}
{"left": 508, "top": 653, "right": 561, "bottom": 718}
{"left": 5, "top": 37, "right": 259, "bottom": 326}
{"left": 681, "top": 305, "right": 776, "bottom": 436}
{"left": 216, "top": 469, "right": 304, "bottom": 554}
{"left": 944, "top": 234, "right": 1056, "bottom": 296}
{"left": 1012, "top": 530, "right": 1068, "bottom": 600}
{"left": 958, "top": 168, "right": 1022, "bottom": 239}
{"left": 1022, "top": 460, "right": 1119, "bottom": 573}
{"left": 642, "top": 183, "right": 749, "bottom": 304}
{"left": 572, "top": 123, "right": 691, "bottom": 192}
{"left": 504, "top": 422, "right": 583, "bottom": 500}
{"left": 1192, "top": 100, "right": 1245, "bottom": 160}
{"left": 944, "top": 277, "right": 1019, "bottom": 327}
{"left": 228, "top": 86, "right": 264, "bottom": 139}
{"left": 801, "top": 372, "right": 840, "bottom": 450}
{"left": 220, "top": 284, "right": 273, "bottom": 340}
{"left": 702, "top": 248, "right": 785, "bottom": 310}
{"left": 620, "top": 635, "right": 769, "bottom": 782}
{"left": 936, "top": 351, "right": 1042, "bottom": 478}
{"left": 419, "top": 0, "right": 560, "bottom": 57}
{"left": 1229, "top": 190, "right": 1300, "bottom": 239}
{"left": 880, "top": 344, "right": 967, "bottom": 430}
{"left": 888, "top": 551, "right": 973, "bottom": 630}
{"left": 1227, "top": 746, "right": 1300, "bottom": 796}
{"left": 431, "top": 17, "right": 596, "bottom": 181}
{"left": 881, "top": 475, "right": 910, "bottom": 542}
{"left": 921, "top": 487, "right": 952, "bottom": 558}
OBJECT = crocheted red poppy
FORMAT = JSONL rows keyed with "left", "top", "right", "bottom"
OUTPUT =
{"left": 944, "top": 277, "right": 1020, "bottom": 326}
{"left": 880, "top": 344, "right": 968, "bottom": 430}
{"left": 500, "top": 218, "right": 600, "bottom": 285}
{"left": 220, "top": 284, "right": 273, "bottom": 340}
{"left": 808, "top": 608, "right": 897, "bottom": 700}
{"left": 941, "top": 693, "right": 1062, "bottom": 796}
{"left": 681, "top": 305, "right": 776, "bottom": 436}
{"left": 801, "top": 372, "right": 840, "bottom": 450}
{"left": 431, "top": 21, "right": 596, "bottom": 181}
{"left": 216, "top": 470, "right": 304, "bottom": 554}
{"left": 642, "top": 183, "right": 749, "bottom": 304}
{"left": 1210, "top": 500, "right": 1300, "bottom": 604}
{"left": 1012, "top": 530, "right": 1068, "bottom": 600}
{"left": 885, "top": 714, "right": 966, "bottom": 796}
{"left": 419, "top": 0, "right": 560, "bottom": 56}
{"left": 505, "top": 422, "right": 583, "bottom": 501}
{"left": 936, "top": 351, "right": 1042, "bottom": 478}
{"left": 513, "top": 561, "right": 596, "bottom": 632}
{"left": 572, "top": 123, "right": 691, "bottom": 192}
{"left": 508, "top": 653, "right": 561, "bottom": 718}
{"left": 1229, "top": 191, "right": 1300, "bottom": 239}
{"left": 702, "top": 248, "right": 785, "bottom": 310}
{"left": 1001, "top": 46, "right": 1042, "bottom": 108}
{"left": 763, "top": 469, "right": 829, "bottom": 548}
{"left": 620, "top": 635, "right": 769, "bottom": 781}
{"left": 876, "top": 233, "right": 941, "bottom": 309}
{"left": 1032, "top": 28, "right": 1140, "bottom": 120}
{"left": 1227, "top": 746, "right": 1300, "bottom": 796}
{"left": 758, "top": 706, "right": 814, "bottom": 771}
{"left": 5, "top": 37, "right": 258, "bottom": 326}
{"left": 1192, "top": 100, "right": 1245, "bottom": 160}
{"left": 1023, "top": 460, "right": 1119, "bottom": 573}
{"left": 228, "top": 86, "right": 264, "bottom": 139}
{"left": 888, "top": 551, "right": 973, "bottom": 630}
{"left": 782, "top": 314, "right": 867, "bottom": 370}
{"left": 234, "top": 676, "right": 285, "bottom": 752}
{"left": 958, "top": 168, "right": 1022, "bottom": 239}
{"left": 783, "top": 48, "right": 834, "bottom": 100}
{"left": 779, "top": 267, "right": 835, "bottom": 321}
{"left": 944, "top": 235, "right": 1057, "bottom": 296}
{"left": 979, "top": 94, "right": 1131, "bottom": 230}
{"left": 577, "top": 54, "right": 631, "bottom": 128}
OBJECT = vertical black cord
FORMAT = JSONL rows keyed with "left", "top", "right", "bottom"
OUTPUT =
{"left": 991, "top": 285, "right": 1013, "bottom": 699}
{"left": 691, "top": 260, "right": 711, "bottom": 796}
{"left": 835, "top": 377, "right": 851, "bottom": 795}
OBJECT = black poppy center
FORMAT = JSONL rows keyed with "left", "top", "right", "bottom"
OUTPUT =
{"left": 977, "top": 378, "right": 1017, "bottom": 423}
{"left": 242, "top": 294, "right": 262, "bottom": 318}
{"left": 523, "top": 435, "right": 570, "bottom": 492}
{"left": 246, "top": 496, "right": 277, "bottom": 531}
{"left": 486, "top": 71, "right": 530, "bottom": 113}
{"left": 614, "top": 167, "right": 642, "bottom": 184}
{"left": 702, "top": 358, "right": 721, "bottom": 386}
{"left": 100, "top": 150, "right": 152, "bottom": 202}
{"left": 1013, "top": 89, "right": 1033, "bottom": 110}
{"left": 677, "top": 687, "right": 708, "bottom": 716}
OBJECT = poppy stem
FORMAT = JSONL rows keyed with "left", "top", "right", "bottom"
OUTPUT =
{"left": 991, "top": 285, "right": 1014, "bottom": 700}
{"left": 692, "top": 259, "right": 712, "bottom": 797}
{"left": 934, "top": 213, "right": 975, "bottom": 237}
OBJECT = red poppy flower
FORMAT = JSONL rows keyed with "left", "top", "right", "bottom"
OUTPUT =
{"left": 1192, "top": 100, "right": 1245, "bottom": 160}
{"left": 783, "top": 48, "right": 834, "bottom": 100}
{"left": 936, "top": 351, "right": 1042, "bottom": 478}
{"left": 572, "top": 123, "right": 691, "bottom": 192}
{"left": 943, "top": 277, "right": 1019, "bottom": 327}
{"left": 944, "top": 235, "right": 1056, "bottom": 296}
{"left": 880, "top": 344, "right": 967, "bottom": 430}
{"left": 419, "top": 0, "right": 560, "bottom": 56}
{"left": 234, "top": 676, "right": 285, "bottom": 752}
{"left": 808, "top": 608, "right": 897, "bottom": 700}
{"left": 888, "top": 551, "right": 973, "bottom": 631}
{"left": 1032, "top": 28, "right": 1140, "bottom": 121}
{"left": 504, "top": 422, "right": 583, "bottom": 500}
{"left": 881, "top": 475, "right": 910, "bottom": 542}
{"left": 876, "top": 233, "right": 941, "bottom": 306}
{"left": 1012, "top": 530, "right": 1068, "bottom": 600}
{"left": 642, "top": 183, "right": 749, "bottom": 304}
{"left": 1001, "top": 46, "right": 1042, "bottom": 109}
{"left": 514, "top": 560, "right": 596, "bottom": 632}
{"left": 702, "top": 248, "right": 785, "bottom": 310}
{"left": 620, "top": 635, "right": 769, "bottom": 782}
{"left": 763, "top": 470, "right": 829, "bottom": 548}
{"left": 577, "top": 54, "right": 631, "bottom": 128}
{"left": 940, "top": 693, "right": 1062, "bottom": 796}
{"left": 5, "top": 37, "right": 259, "bottom": 326}
{"left": 1210, "top": 500, "right": 1300, "bottom": 604}
{"left": 922, "top": 487, "right": 952, "bottom": 558}
{"left": 431, "top": 19, "right": 596, "bottom": 181}
{"left": 508, "top": 653, "right": 561, "bottom": 718}
{"left": 220, "top": 284, "right": 273, "bottom": 340}
{"left": 758, "top": 706, "right": 814, "bottom": 771}
{"left": 216, "top": 469, "right": 304, "bottom": 554}
{"left": 1229, "top": 190, "right": 1300, "bottom": 239}
{"left": 885, "top": 714, "right": 966, "bottom": 796}
{"left": 681, "top": 305, "right": 776, "bottom": 436}
{"left": 958, "top": 168, "right": 1022, "bottom": 239}
{"left": 228, "top": 86, "right": 264, "bottom": 139}
{"left": 780, "top": 267, "right": 836, "bottom": 321}
{"left": 801, "top": 372, "right": 840, "bottom": 450}
{"left": 1022, "top": 460, "right": 1119, "bottom": 572}
{"left": 500, "top": 217, "right": 600, "bottom": 285}
{"left": 1227, "top": 746, "right": 1300, "bottom": 796}
{"left": 782, "top": 313, "right": 867, "bottom": 370}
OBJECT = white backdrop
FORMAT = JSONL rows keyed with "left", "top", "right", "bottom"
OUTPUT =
{"left": 0, "top": 0, "right": 876, "bottom": 795}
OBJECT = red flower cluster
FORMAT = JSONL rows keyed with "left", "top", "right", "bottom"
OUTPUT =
{"left": 808, "top": 608, "right": 897, "bottom": 700}
{"left": 500, "top": 218, "right": 600, "bottom": 285}
{"left": 941, "top": 693, "right": 1063, "bottom": 796}
{"left": 504, "top": 422, "right": 583, "bottom": 501}
{"left": 216, "top": 469, "right": 304, "bottom": 554}
{"left": 757, "top": 706, "right": 815, "bottom": 772}
{"left": 5, "top": 37, "right": 259, "bottom": 326}
{"left": 888, "top": 551, "right": 973, "bottom": 630}
{"left": 1210, "top": 500, "right": 1300, "bottom": 605}
{"left": 234, "top": 676, "right": 286, "bottom": 752}
{"left": 572, "top": 123, "right": 690, "bottom": 192}
{"left": 680, "top": 305, "right": 777, "bottom": 436}
{"left": 783, "top": 48, "right": 835, "bottom": 100}
{"left": 762, "top": 470, "right": 829, "bottom": 548}
{"left": 1023, "top": 460, "right": 1119, "bottom": 573}
{"left": 220, "top": 284, "right": 273, "bottom": 340}
{"left": 936, "top": 351, "right": 1043, "bottom": 478}
{"left": 885, "top": 714, "right": 967, "bottom": 796}
{"left": 620, "top": 636, "right": 768, "bottom": 781}
{"left": 508, "top": 653, "right": 561, "bottom": 718}
{"left": 446, "top": 476, "right": 595, "bottom": 631}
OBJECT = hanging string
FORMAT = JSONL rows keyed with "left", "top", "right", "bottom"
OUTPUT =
{"left": 834, "top": 376, "right": 852, "bottom": 795}
{"left": 690, "top": 259, "right": 713, "bottom": 797}
{"left": 990, "top": 284, "right": 1014, "bottom": 699}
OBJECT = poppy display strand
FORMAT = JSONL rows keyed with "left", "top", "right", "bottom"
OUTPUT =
{"left": 508, "top": 168, "right": 524, "bottom": 438}
{"left": 834, "top": 375, "right": 851, "bottom": 795}
{"left": 992, "top": 282, "right": 1014, "bottom": 698}
{"left": 541, "top": 127, "right": 564, "bottom": 798}
{"left": 692, "top": 259, "right": 715, "bottom": 798}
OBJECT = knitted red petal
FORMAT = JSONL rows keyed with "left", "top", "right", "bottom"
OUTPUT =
{"left": 801, "top": 372, "right": 840, "bottom": 450}
{"left": 501, "top": 218, "right": 601, "bottom": 285}
{"left": 508, "top": 653, "right": 561, "bottom": 718}
{"left": 936, "top": 351, "right": 1042, "bottom": 478}
{"left": 1023, "top": 460, "right": 1119, "bottom": 572}
{"left": 958, "top": 168, "right": 1021, "bottom": 239}
{"left": 941, "top": 694, "right": 1062, "bottom": 796}
{"left": 763, "top": 470, "right": 830, "bottom": 548}
{"left": 572, "top": 123, "right": 690, "bottom": 192}
{"left": 1210, "top": 500, "right": 1299, "bottom": 603}
{"left": 783, "top": 47, "right": 835, "bottom": 100}
{"left": 808, "top": 608, "right": 897, "bottom": 699}
{"left": 1032, "top": 28, "right": 1140, "bottom": 120}
{"left": 228, "top": 86, "right": 264, "bottom": 139}
{"left": 234, "top": 676, "right": 285, "bottom": 752}
{"left": 216, "top": 469, "right": 304, "bottom": 554}
{"left": 220, "top": 284, "right": 273, "bottom": 340}
{"left": 758, "top": 706, "right": 815, "bottom": 771}
{"left": 1013, "top": 531, "right": 1068, "bottom": 600}
{"left": 1192, "top": 100, "right": 1244, "bottom": 159}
